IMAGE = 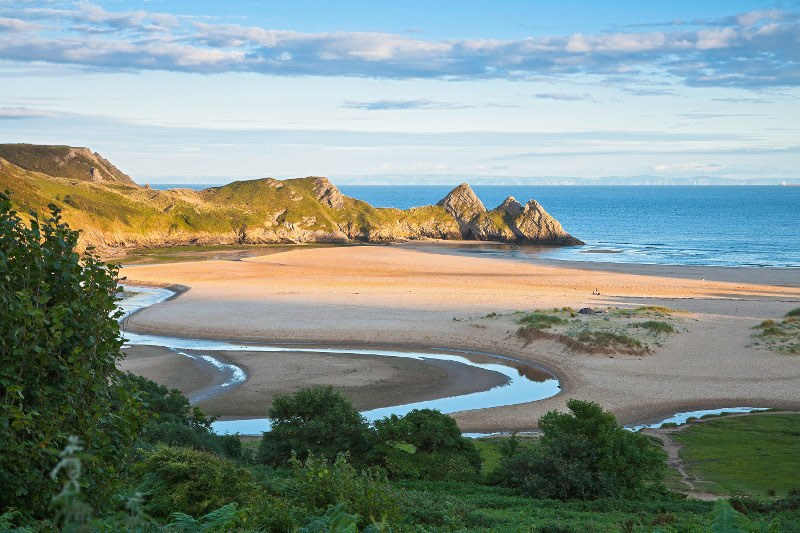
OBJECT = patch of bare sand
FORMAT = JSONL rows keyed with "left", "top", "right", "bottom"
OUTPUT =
{"left": 119, "top": 345, "right": 220, "bottom": 403}
{"left": 195, "top": 349, "right": 509, "bottom": 419}
{"left": 119, "top": 345, "right": 508, "bottom": 420}
{"left": 121, "top": 245, "right": 800, "bottom": 432}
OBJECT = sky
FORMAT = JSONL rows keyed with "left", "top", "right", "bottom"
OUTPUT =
{"left": 0, "top": 0, "right": 799, "bottom": 184}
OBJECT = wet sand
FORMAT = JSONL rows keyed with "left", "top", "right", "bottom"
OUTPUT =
{"left": 121, "top": 245, "right": 800, "bottom": 432}
{"left": 119, "top": 344, "right": 509, "bottom": 419}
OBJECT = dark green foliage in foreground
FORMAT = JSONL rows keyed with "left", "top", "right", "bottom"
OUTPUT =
{"left": 496, "top": 399, "right": 667, "bottom": 500}
{"left": 374, "top": 409, "right": 482, "bottom": 481}
{"left": 134, "top": 446, "right": 258, "bottom": 520}
{"left": 257, "top": 385, "right": 375, "bottom": 467}
{"left": 125, "top": 373, "right": 243, "bottom": 461}
{"left": 0, "top": 192, "right": 145, "bottom": 515}
{"left": 786, "top": 307, "right": 800, "bottom": 318}
{"left": 289, "top": 453, "right": 401, "bottom": 527}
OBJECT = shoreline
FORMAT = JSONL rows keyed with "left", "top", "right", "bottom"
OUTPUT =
{"left": 120, "top": 245, "right": 800, "bottom": 432}
{"left": 397, "top": 241, "right": 800, "bottom": 288}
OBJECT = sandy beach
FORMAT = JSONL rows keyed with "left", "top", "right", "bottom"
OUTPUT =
{"left": 120, "top": 244, "right": 800, "bottom": 432}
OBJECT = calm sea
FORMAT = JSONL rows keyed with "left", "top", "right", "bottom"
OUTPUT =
{"left": 152, "top": 184, "right": 800, "bottom": 268}
{"left": 339, "top": 186, "right": 800, "bottom": 269}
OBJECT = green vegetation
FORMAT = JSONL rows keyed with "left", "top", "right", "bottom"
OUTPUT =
{"left": 495, "top": 400, "right": 666, "bottom": 500}
{"left": 511, "top": 306, "right": 679, "bottom": 355}
{"left": 630, "top": 320, "right": 677, "bottom": 334}
{"left": 0, "top": 143, "right": 135, "bottom": 185}
{"left": 0, "top": 150, "right": 463, "bottom": 251}
{"left": 3, "top": 198, "right": 799, "bottom": 531}
{"left": 257, "top": 385, "right": 375, "bottom": 467}
{"left": 752, "top": 309, "right": 800, "bottom": 353}
{"left": 575, "top": 331, "right": 647, "bottom": 353}
{"left": 0, "top": 193, "right": 143, "bottom": 514}
{"left": 616, "top": 305, "right": 677, "bottom": 316}
{"left": 516, "top": 311, "right": 567, "bottom": 329}
{"left": 672, "top": 413, "right": 800, "bottom": 498}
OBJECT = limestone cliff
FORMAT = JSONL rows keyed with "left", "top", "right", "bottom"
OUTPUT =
{"left": 0, "top": 144, "right": 582, "bottom": 250}
{"left": 435, "top": 184, "right": 582, "bottom": 245}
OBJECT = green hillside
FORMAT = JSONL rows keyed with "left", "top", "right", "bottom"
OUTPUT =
{"left": 0, "top": 144, "right": 581, "bottom": 251}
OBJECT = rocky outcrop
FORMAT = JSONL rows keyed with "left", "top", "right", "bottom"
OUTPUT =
{"left": 0, "top": 144, "right": 137, "bottom": 186}
{"left": 510, "top": 199, "right": 581, "bottom": 244}
{"left": 435, "top": 184, "right": 583, "bottom": 245}
{"left": 437, "top": 182, "right": 486, "bottom": 236}
{"left": 312, "top": 177, "right": 345, "bottom": 209}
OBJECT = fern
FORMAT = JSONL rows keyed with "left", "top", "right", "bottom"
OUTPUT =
{"left": 165, "top": 503, "right": 242, "bottom": 532}
{"left": 711, "top": 499, "right": 746, "bottom": 533}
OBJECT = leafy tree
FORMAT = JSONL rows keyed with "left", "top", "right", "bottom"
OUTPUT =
{"left": 122, "top": 373, "right": 244, "bottom": 460}
{"left": 498, "top": 399, "right": 666, "bottom": 500}
{"left": 374, "top": 409, "right": 481, "bottom": 481}
{"left": 0, "top": 192, "right": 144, "bottom": 515}
{"left": 257, "top": 386, "right": 374, "bottom": 466}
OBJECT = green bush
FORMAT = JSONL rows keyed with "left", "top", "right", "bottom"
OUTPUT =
{"left": 257, "top": 386, "right": 375, "bottom": 467}
{"left": 134, "top": 446, "right": 258, "bottom": 519}
{"left": 0, "top": 193, "right": 145, "bottom": 515}
{"left": 785, "top": 307, "right": 800, "bottom": 318}
{"left": 497, "top": 399, "right": 666, "bottom": 500}
{"left": 288, "top": 453, "right": 401, "bottom": 527}
{"left": 374, "top": 409, "right": 481, "bottom": 481}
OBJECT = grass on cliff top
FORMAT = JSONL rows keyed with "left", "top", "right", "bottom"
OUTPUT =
{"left": 672, "top": 412, "right": 800, "bottom": 498}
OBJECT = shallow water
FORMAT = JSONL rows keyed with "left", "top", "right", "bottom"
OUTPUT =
{"left": 119, "top": 285, "right": 561, "bottom": 435}
{"left": 340, "top": 185, "right": 800, "bottom": 268}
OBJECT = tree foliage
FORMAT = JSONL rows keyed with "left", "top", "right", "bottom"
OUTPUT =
{"left": 498, "top": 399, "right": 666, "bottom": 499}
{"left": 0, "top": 192, "right": 144, "bottom": 514}
{"left": 374, "top": 409, "right": 481, "bottom": 481}
{"left": 257, "top": 386, "right": 374, "bottom": 466}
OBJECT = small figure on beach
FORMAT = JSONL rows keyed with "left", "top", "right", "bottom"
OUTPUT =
{"left": 592, "top": 288, "right": 600, "bottom": 295}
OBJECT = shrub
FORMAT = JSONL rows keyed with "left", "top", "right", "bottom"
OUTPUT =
{"left": 497, "top": 400, "right": 666, "bottom": 500}
{"left": 289, "top": 453, "right": 401, "bottom": 527}
{"left": 374, "top": 409, "right": 481, "bottom": 481}
{"left": 257, "top": 386, "right": 375, "bottom": 467}
{"left": 0, "top": 193, "right": 145, "bottom": 514}
{"left": 785, "top": 307, "right": 800, "bottom": 318}
{"left": 134, "top": 446, "right": 258, "bottom": 519}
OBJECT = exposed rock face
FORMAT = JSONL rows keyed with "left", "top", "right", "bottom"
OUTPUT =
{"left": 497, "top": 196, "right": 524, "bottom": 216}
{"left": 511, "top": 199, "right": 580, "bottom": 244}
{"left": 435, "top": 184, "right": 583, "bottom": 245}
{"left": 312, "top": 176, "right": 345, "bottom": 209}
{"left": 437, "top": 182, "right": 487, "bottom": 237}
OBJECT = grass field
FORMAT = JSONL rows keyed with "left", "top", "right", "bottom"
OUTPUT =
{"left": 672, "top": 412, "right": 800, "bottom": 498}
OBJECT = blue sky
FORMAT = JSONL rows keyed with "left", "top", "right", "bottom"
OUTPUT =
{"left": 0, "top": 1, "right": 798, "bottom": 184}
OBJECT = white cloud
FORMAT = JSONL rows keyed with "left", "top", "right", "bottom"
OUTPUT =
{"left": 0, "top": 4, "right": 798, "bottom": 87}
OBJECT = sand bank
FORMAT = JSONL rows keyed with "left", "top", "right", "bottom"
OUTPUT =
{"left": 121, "top": 245, "right": 800, "bottom": 432}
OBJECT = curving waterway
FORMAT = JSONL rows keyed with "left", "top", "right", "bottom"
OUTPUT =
{"left": 118, "top": 285, "right": 768, "bottom": 436}
{"left": 118, "top": 285, "right": 561, "bottom": 435}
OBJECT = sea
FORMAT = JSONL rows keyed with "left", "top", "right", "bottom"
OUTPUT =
{"left": 152, "top": 184, "right": 800, "bottom": 269}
